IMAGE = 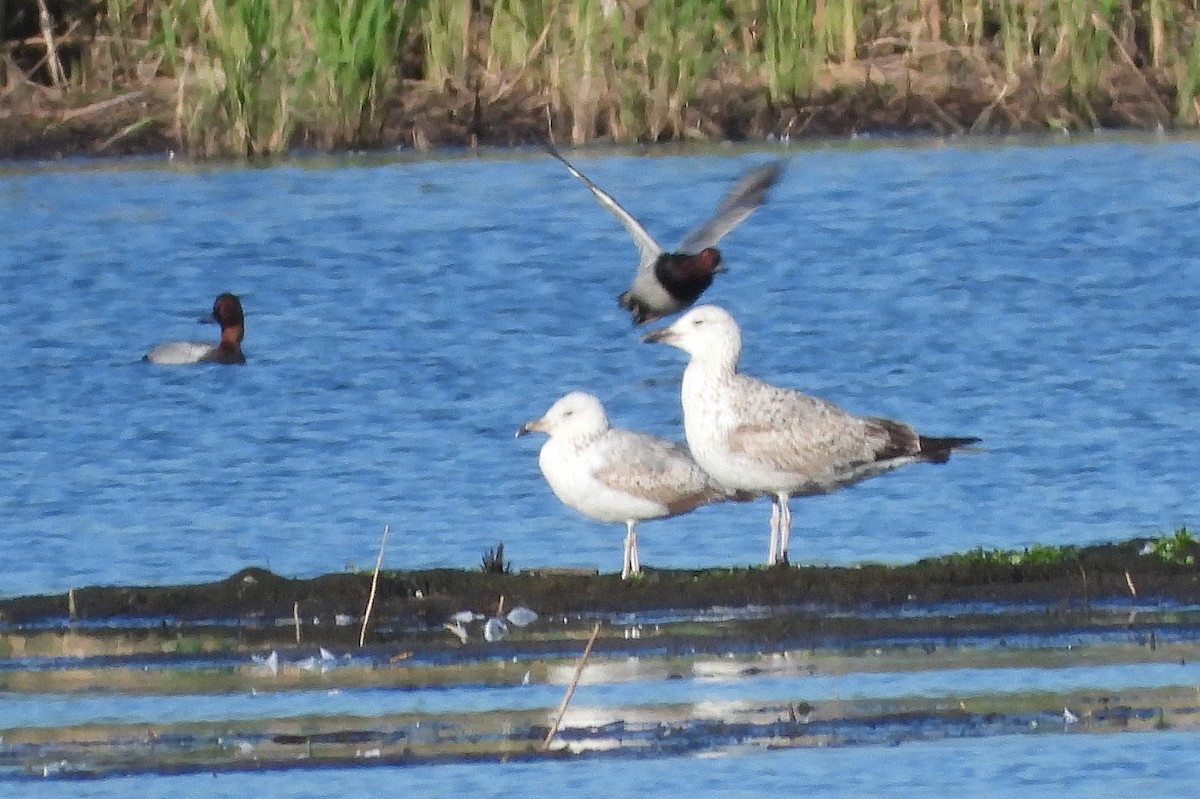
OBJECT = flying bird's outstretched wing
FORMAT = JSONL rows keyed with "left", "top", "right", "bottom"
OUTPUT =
{"left": 677, "top": 160, "right": 784, "bottom": 254}
{"left": 546, "top": 143, "right": 663, "bottom": 272}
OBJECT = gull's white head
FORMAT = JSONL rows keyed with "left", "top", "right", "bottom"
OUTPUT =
{"left": 641, "top": 304, "right": 742, "bottom": 365}
{"left": 516, "top": 391, "right": 610, "bottom": 439}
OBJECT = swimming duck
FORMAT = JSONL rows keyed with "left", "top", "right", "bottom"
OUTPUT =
{"left": 144, "top": 293, "right": 246, "bottom": 365}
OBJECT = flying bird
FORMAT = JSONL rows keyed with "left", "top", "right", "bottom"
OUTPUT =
{"left": 547, "top": 144, "right": 783, "bottom": 325}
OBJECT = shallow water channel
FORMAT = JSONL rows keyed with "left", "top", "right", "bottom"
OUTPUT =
{"left": 3, "top": 600, "right": 1200, "bottom": 791}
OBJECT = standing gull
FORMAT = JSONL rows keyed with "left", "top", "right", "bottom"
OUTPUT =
{"left": 517, "top": 391, "right": 742, "bottom": 579}
{"left": 546, "top": 144, "right": 784, "bottom": 325}
{"left": 643, "top": 305, "right": 979, "bottom": 567}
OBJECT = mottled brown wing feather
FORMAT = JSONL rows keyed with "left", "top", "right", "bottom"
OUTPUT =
{"left": 722, "top": 375, "right": 885, "bottom": 476}
{"left": 862, "top": 417, "right": 922, "bottom": 461}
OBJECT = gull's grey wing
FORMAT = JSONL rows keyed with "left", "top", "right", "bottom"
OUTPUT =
{"left": 546, "top": 144, "right": 663, "bottom": 270}
{"left": 677, "top": 160, "right": 784, "bottom": 254}
{"left": 592, "top": 429, "right": 731, "bottom": 514}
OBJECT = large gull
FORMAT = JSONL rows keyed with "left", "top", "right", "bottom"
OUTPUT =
{"left": 516, "top": 391, "right": 743, "bottom": 579}
{"left": 643, "top": 305, "right": 979, "bottom": 567}
{"left": 546, "top": 144, "right": 784, "bottom": 325}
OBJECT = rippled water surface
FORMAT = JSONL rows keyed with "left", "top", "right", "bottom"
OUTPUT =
{"left": 3, "top": 134, "right": 1200, "bottom": 793}
{"left": 10, "top": 730, "right": 1200, "bottom": 799}
{"left": 4, "top": 136, "right": 1199, "bottom": 596}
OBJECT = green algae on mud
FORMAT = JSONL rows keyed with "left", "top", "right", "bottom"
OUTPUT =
{"left": 1, "top": 537, "right": 1198, "bottom": 636}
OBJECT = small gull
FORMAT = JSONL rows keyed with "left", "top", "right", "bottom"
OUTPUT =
{"left": 546, "top": 144, "right": 784, "bottom": 325}
{"left": 506, "top": 606, "right": 539, "bottom": 627}
{"left": 298, "top": 647, "right": 339, "bottom": 673}
{"left": 517, "top": 391, "right": 743, "bottom": 579}
{"left": 644, "top": 305, "right": 979, "bottom": 567}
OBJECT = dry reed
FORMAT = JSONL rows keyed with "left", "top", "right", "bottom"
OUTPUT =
{"left": 10, "top": 1, "right": 1200, "bottom": 154}
{"left": 359, "top": 524, "right": 389, "bottom": 648}
{"left": 542, "top": 620, "right": 603, "bottom": 751}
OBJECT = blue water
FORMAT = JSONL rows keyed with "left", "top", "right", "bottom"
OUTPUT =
{"left": 2, "top": 656, "right": 1195, "bottom": 729}
{"left": 9, "top": 730, "right": 1200, "bottom": 798}
{"left": 1, "top": 136, "right": 1198, "bottom": 598}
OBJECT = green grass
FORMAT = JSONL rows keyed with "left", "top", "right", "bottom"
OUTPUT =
{"left": 1176, "top": 23, "right": 1200, "bottom": 125}
{"left": 129, "top": 0, "right": 416, "bottom": 154}
{"left": 994, "top": 0, "right": 1037, "bottom": 78}
{"left": 935, "top": 529, "right": 1200, "bottom": 569}
{"left": 155, "top": 0, "right": 306, "bottom": 156}
{"left": 542, "top": 0, "right": 610, "bottom": 144}
{"left": 420, "top": 0, "right": 473, "bottom": 87}
{"left": 1048, "top": 0, "right": 1123, "bottom": 127}
{"left": 307, "top": 0, "right": 415, "bottom": 148}
{"left": 612, "top": 0, "right": 721, "bottom": 140}
{"left": 1142, "top": 527, "right": 1198, "bottom": 566}
{"left": 761, "top": 0, "right": 822, "bottom": 102}
{"left": 934, "top": 543, "right": 1082, "bottom": 568}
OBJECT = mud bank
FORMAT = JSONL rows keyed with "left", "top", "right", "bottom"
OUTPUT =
{"left": 3, "top": 538, "right": 1199, "bottom": 777}
{"left": 0, "top": 56, "right": 1179, "bottom": 162}
{"left": 1, "top": 539, "right": 1196, "bottom": 637}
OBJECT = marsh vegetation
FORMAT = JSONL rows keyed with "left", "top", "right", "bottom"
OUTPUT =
{"left": 3, "top": 0, "right": 1200, "bottom": 157}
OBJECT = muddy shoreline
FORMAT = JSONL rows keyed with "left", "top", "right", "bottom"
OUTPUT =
{"left": 0, "top": 78, "right": 911, "bottom": 162}
{"left": 2, "top": 538, "right": 1196, "bottom": 636}
{"left": 3, "top": 538, "right": 1198, "bottom": 777}
{"left": 0, "top": 57, "right": 1181, "bottom": 163}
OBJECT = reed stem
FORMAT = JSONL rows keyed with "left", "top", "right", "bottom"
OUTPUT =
{"left": 542, "top": 621, "right": 603, "bottom": 751}
{"left": 359, "top": 524, "right": 389, "bottom": 648}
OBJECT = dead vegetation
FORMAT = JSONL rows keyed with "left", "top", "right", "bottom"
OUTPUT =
{"left": 1, "top": 1, "right": 1197, "bottom": 159}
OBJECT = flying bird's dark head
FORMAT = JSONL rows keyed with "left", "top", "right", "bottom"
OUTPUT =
{"left": 651, "top": 249, "right": 722, "bottom": 314}
{"left": 694, "top": 248, "right": 723, "bottom": 275}
{"left": 664, "top": 248, "right": 723, "bottom": 281}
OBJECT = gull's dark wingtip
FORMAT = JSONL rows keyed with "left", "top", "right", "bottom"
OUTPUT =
{"left": 918, "top": 435, "right": 984, "bottom": 463}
